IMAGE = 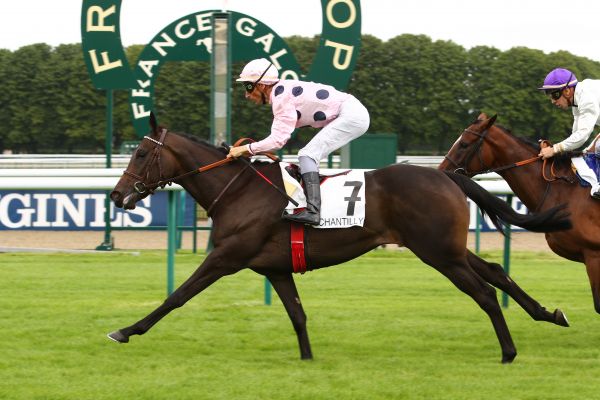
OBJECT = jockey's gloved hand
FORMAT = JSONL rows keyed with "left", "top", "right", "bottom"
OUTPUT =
{"left": 227, "top": 145, "right": 250, "bottom": 159}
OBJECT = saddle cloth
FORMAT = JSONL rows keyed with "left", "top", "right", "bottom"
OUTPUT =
{"left": 573, "top": 154, "right": 600, "bottom": 188}
{"left": 279, "top": 163, "right": 366, "bottom": 228}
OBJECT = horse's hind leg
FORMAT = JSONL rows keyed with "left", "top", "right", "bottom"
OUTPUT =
{"left": 467, "top": 251, "right": 569, "bottom": 327}
{"left": 108, "top": 250, "right": 239, "bottom": 343}
{"left": 411, "top": 243, "right": 517, "bottom": 363}
{"left": 437, "top": 259, "right": 517, "bottom": 363}
{"left": 265, "top": 272, "right": 313, "bottom": 360}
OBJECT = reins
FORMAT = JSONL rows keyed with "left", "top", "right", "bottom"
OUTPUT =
{"left": 205, "top": 164, "right": 250, "bottom": 216}
{"left": 538, "top": 140, "right": 578, "bottom": 184}
{"left": 447, "top": 128, "right": 574, "bottom": 183}
{"left": 124, "top": 132, "right": 298, "bottom": 214}
{"left": 127, "top": 136, "right": 252, "bottom": 195}
{"left": 446, "top": 127, "right": 578, "bottom": 213}
{"left": 474, "top": 156, "right": 540, "bottom": 175}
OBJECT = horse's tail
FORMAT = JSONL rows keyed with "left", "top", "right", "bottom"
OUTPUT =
{"left": 443, "top": 171, "right": 572, "bottom": 233}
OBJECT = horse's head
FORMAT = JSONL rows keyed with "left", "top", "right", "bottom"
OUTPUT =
{"left": 439, "top": 113, "right": 498, "bottom": 176}
{"left": 111, "top": 112, "right": 181, "bottom": 210}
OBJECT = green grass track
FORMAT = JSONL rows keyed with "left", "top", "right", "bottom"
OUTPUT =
{"left": 1, "top": 249, "right": 598, "bottom": 399}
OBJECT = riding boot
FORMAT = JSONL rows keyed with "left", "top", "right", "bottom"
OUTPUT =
{"left": 283, "top": 172, "right": 321, "bottom": 225}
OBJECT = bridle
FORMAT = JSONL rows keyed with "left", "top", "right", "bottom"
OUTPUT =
{"left": 444, "top": 128, "right": 493, "bottom": 176}
{"left": 122, "top": 130, "right": 295, "bottom": 215}
{"left": 123, "top": 129, "right": 236, "bottom": 196}
{"left": 444, "top": 125, "right": 576, "bottom": 213}
{"left": 123, "top": 128, "right": 170, "bottom": 195}
{"left": 444, "top": 127, "right": 540, "bottom": 176}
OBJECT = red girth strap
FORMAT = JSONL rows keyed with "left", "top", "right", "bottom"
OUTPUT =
{"left": 290, "top": 222, "right": 307, "bottom": 274}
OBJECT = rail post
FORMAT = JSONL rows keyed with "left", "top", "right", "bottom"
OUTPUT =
{"left": 167, "top": 191, "right": 177, "bottom": 295}
{"left": 96, "top": 89, "right": 114, "bottom": 251}
{"left": 501, "top": 194, "right": 513, "bottom": 308}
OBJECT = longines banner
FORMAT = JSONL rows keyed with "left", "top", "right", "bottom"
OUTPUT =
{"left": 0, "top": 191, "right": 194, "bottom": 231}
{"left": 0, "top": 190, "right": 525, "bottom": 232}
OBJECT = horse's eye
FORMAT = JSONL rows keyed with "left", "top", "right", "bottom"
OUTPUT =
{"left": 136, "top": 149, "right": 147, "bottom": 158}
{"left": 459, "top": 141, "right": 469, "bottom": 149}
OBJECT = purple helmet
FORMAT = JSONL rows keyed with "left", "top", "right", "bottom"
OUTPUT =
{"left": 538, "top": 68, "right": 578, "bottom": 91}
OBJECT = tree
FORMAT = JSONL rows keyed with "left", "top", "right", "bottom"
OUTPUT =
{"left": 4, "top": 44, "right": 56, "bottom": 152}
{"left": 419, "top": 39, "right": 470, "bottom": 153}
{"left": 2, "top": 38, "right": 600, "bottom": 154}
{"left": 349, "top": 35, "right": 395, "bottom": 134}
{"left": 48, "top": 44, "right": 106, "bottom": 152}
{"left": 154, "top": 60, "right": 212, "bottom": 139}
{"left": 0, "top": 49, "right": 11, "bottom": 152}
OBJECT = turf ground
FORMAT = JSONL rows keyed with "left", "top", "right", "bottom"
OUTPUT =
{"left": 1, "top": 249, "right": 599, "bottom": 399}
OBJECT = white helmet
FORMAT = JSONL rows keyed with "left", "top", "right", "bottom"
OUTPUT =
{"left": 236, "top": 58, "right": 279, "bottom": 84}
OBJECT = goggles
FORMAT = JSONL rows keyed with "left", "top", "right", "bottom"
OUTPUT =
{"left": 241, "top": 62, "right": 273, "bottom": 93}
{"left": 546, "top": 89, "right": 563, "bottom": 101}
{"left": 544, "top": 72, "right": 574, "bottom": 101}
{"left": 243, "top": 81, "right": 256, "bottom": 93}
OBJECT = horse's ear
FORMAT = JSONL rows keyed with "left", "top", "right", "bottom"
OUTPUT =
{"left": 478, "top": 113, "right": 497, "bottom": 129}
{"left": 149, "top": 111, "right": 158, "bottom": 134}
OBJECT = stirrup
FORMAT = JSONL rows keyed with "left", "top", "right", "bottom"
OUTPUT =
{"left": 283, "top": 210, "right": 320, "bottom": 226}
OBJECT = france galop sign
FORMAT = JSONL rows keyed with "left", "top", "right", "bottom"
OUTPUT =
{"left": 81, "top": 0, "right": 362, "bottom": 136}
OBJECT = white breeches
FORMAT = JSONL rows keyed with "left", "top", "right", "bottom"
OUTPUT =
{"left": 572, "top": 156, "right": 600, "bottom": 195}
{"left": 298, "top": 96, "right": 370, "bottom": 166}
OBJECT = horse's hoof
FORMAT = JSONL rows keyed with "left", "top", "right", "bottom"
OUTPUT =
{"left": 554, "top": 309, "right": 570, "bottom": 327}
{"left": 501, "top": 351, "right": 517, "bottom": 364}
{"left": 107, "top": 330, "right": 129, "bottom": 343}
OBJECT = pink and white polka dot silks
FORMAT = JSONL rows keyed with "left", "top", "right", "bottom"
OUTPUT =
{"left": 249, "top": 80, "right": 351, "bottom": 154}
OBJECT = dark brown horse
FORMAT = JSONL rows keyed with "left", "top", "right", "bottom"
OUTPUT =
{"left": 108, "top": 113, "right": 571, "bottom": 363}
{"left": 440, "top": 113, "right": 600, "bottom": 314}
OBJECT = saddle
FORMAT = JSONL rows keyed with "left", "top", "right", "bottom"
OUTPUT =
{"left": 284, "top": 163, "right": 349, "bottom": 185}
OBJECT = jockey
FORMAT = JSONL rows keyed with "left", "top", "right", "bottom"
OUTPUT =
{"left": 537, "top": 67, "right": 600, "bottom": 199}
{"left": 227, "top": 58, "right": 371, "bottom": 225}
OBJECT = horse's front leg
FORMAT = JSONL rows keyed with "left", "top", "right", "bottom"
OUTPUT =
{"left": 108, "top": 249, "right": 242, "bottom": 343}
{"left": 264, "top": 272, "right": 313, "bottom": 360}
{"left": 584, "top": 253, "right": 600, "bottom": 314}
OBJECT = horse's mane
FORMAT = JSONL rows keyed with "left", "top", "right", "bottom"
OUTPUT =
{"left": 471, "top": 118, "right": 575, "bottom": 169}
{"left": 491, "top": 123, "right": 576, "bottom": 167}
{"left": 172, "top": 130, "right": 273, "bottom": 166}
{"left": 499, "top": 126, "right": 546, "bottom": 154}
{"left": 172, "top": 131, "right": 228, "bottom": 155}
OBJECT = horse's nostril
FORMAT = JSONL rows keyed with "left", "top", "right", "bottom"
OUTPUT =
{"left": 110, "top": 191, "right": 122, "bottom": 204}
